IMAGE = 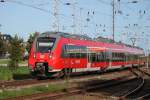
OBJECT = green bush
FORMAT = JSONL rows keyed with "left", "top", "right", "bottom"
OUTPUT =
{"left": 0, "top": 67, "right": 12, "bottom": 80}
{"left": 0, "top": 66, "right": 29, "bottom": 81}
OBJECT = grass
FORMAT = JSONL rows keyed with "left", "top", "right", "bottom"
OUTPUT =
{"left": 14, "top": 67, "right": 30, "bottom": 74}
{"left": 0, "top": 59, "right": 9, "bottom": 64}
{"left": 0, "top": 83, "right": 66, "bottom": 99}
{"left": 0, "top": 66, "right": 66, "bottom": 99}
{"left": 0, "top": 59, "right": 27, "bottom": 65}
{"left": 19, "top": 60, "right": 28, "bottom": 64}
{"left": 0, "top": 67, "right": 13, "bottom": 80}
{"left": 0, "top": 66, "right": 30, "bottom": 80}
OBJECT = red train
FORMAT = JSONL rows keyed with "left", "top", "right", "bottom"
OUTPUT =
{"left": 28, "top": 32, "right": 145, "bottom": 77}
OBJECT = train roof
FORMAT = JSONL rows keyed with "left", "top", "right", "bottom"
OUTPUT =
{"left": 39, "top": 31, "right": 143, "bottom": 51}
{"left": 39, "top": 31, "right": 92, "bottom": 40}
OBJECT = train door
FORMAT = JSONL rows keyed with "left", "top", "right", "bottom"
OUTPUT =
{"left": 87, "top": 48, "right": 92, "bottom": 70}
{"left": 103, "top": 50, "right": 107, "bottom": 68}
{"left": 107, "top": 48, "right": 112, "bottom": 68}
{"left": 125, "top": 52, "right": 128, "bottom": 65}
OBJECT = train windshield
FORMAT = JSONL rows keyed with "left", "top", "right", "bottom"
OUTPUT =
{"left": 36, "top": 37, "right": 56, "bottom": 53}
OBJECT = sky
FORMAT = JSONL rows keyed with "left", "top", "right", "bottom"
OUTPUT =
{"left": 0, "top": 0, "right": 150, "bottom": 52}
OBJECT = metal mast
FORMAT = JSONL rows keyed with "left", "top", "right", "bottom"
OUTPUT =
{"left": 72, "top": 0, "right": 76, "bottom": 34}
{"left": 112, "top": 0, "right": 115, "bottom": 42}
{"left": 53, "top": 0, "right": 59, "bottom": 32}
{"left": 79, "top": 8, "right": 83, "bottom": 35}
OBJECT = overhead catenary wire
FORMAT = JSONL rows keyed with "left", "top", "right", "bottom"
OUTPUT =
{"left": 6, "top": 0, "right": 52, "bottom": 13}
{"left": 1, "top": 0, "right": 149, "bottom": 48}
{"left": 2, "top": 0, "right": 74, "bottom": 21}
{"left": 11, "top": 0, "right": 111, "bottom": 34}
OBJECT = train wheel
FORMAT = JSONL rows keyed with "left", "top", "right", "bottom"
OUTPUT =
{"left": 55, "top": 71, "right": 65, "bottom": 78}
{"left": 100, "top": 67, "right": 106, "bottom": 73}
{"left": 30, "top": 71, "right": 37, "bottom": 78}
{"left": 64, "top": 68, "right": 72, "bottom": 77}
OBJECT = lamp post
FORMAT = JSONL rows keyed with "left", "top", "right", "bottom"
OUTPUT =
{"left": 147, "top": 49, "right": 150, "bottom": 68}
{"left": 64, "top": 1, "right": 77, "bottom": 34}
{"left": 112, "top": 0, "right": 115, "bottom": 42}
{"left": 0, "top": 24, "right": 2, "bottom": 34}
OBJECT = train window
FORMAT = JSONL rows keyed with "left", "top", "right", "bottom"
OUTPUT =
{"left": 36, "top": 37, "right": 56, "bottom": 53}
{"left": 97, "top": 52, "right": 105, "bottom": 62}
{"left": 97, "top": 53, "right": 101, "bottom": 61}
{"left": 90, "top": 53, "right": 96, "bottom": 62}
{"left": 61, "top": 45, "right": 87, "bottom": 58}
{"left": 88, "top": 52, "right": 105, "bottom": 62}
{"left": 69, "top": 53, "right": 76, "bottom": 58}
{"left": 105, "top": 51, "right": 110, "bottom": 61}
{"left": 112, "top": 52, "right": 116, "bottom": 61}
{"left": 80, "top": 53, "right": 87, "bottom": 58}
{"left": 111, "top": 52, "right": 125, "bottom": 62}
{"left": 74, "top": 53, "right": 80, "bottom": 58}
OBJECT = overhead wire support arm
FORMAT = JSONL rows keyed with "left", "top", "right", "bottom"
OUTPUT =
{"left": 53, "top": 0, "right": 60, "bottom": 32}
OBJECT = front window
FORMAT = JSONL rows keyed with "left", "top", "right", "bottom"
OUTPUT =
{"left": 36, "top": 37, "right": 56, "bottom": 53}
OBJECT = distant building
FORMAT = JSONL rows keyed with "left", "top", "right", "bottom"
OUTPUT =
{"left": 0, "top": 33, "right": 12, "bottom": 41}
{"left": 0, "top": 33, "right": 12, "bottom": 58}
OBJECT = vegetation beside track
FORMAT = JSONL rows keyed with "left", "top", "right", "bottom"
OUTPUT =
{"left": 0, "top": 59, "right": 9, "bottom": 64}
{"left": 0, "top": 66, "right": 29, "bottom": 80}
{"left": 0, "top": 59, "right": 27, "bottom": 65}
{"left": 0, "top": 83, "right": 66, "bottom": 99}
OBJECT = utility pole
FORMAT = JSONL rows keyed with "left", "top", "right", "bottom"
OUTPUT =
{"left": 0, "top": 24, "right": 2, "bottom": 30}
{"left": 112, "top": 0, "right": 115, "bottom": 42}
{"left": 53, "top": 0, "right": 59, "bottom": 32}
{"left": 79, "top": 8, "right": 83, "bottom": 35}
{"left": 147, "top": 49, "right": 149, "bottom": 68}
{"left": 72, "top": 0, "right": 76, "bottom": 34}
{"left": 64, "top": 1, "right": 76, "bottom": 34}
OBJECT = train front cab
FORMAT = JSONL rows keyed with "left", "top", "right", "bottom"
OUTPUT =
{"left": 28, "top": 35, "right": 58, "bottom": 77}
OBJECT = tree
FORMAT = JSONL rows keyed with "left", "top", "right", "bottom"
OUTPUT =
{"left": 0, "top": 34, "right": 6, "bottom": 57}
{"left": 26, "top": 32, "right": 39, "bottom": 53}
{"left": 9, "top": 34, "right": 23, "bottom": 70}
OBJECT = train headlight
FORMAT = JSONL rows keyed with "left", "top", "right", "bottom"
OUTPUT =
{"left": 33, "top": 53, "right": 36, "bottom": 59}
{"left": 49, "top": 52, "right": 53, "bottom": 59}
{"left": 49, "top": 54, "right": 52, "bottom": 59}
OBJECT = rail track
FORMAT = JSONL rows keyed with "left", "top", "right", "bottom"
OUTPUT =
{"left": 138, "top": 93, "right": 150, "bottom": 100}
{"left": 117, "top": 68, "right": 150, "bottom": 100}
{"left": 118, "top": 68, "right": 145, "bottom": 99}
{"left": 3, "top": 74, "right": 137, "bottom": 100}
{"left": 83, "top": 67, "right": 150, "bottom": 100}
{"left": 3, "top": 67, "right": 140, "bottom": 100}
{"left": 0, "top": 68, "right": 131, "bottom": 90}
{"left": 133, "top": 68, "right": 150, "bottom": 100}
{"left": 2, "top": 67, "right": 150, "bottom": 100}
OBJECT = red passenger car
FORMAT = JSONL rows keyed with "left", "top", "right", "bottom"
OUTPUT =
{"left": 28, "top": 32, "right": 145, "bottom": 77}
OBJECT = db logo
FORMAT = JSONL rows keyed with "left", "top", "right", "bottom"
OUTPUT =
{"left": 40, "top": 55, "right": 44, "bottom": 58}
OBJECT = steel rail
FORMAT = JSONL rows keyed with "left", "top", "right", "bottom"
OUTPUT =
{"left": 135, "top": 68, "right": 150, "bottom": 100}
{"left": 136, "top": 68, "right": 150, "bottom": 77}
{"left": 137, "top": 93, "right": 150, "bottom": 100}
{"left": 3, "top": 76, "right": 137, "bottom": 100}
{"left": 119, "top": 69, "right": 145, "bottom": 99}
{"left": 0, "top": 69, "right": 131, "bottom": 89}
